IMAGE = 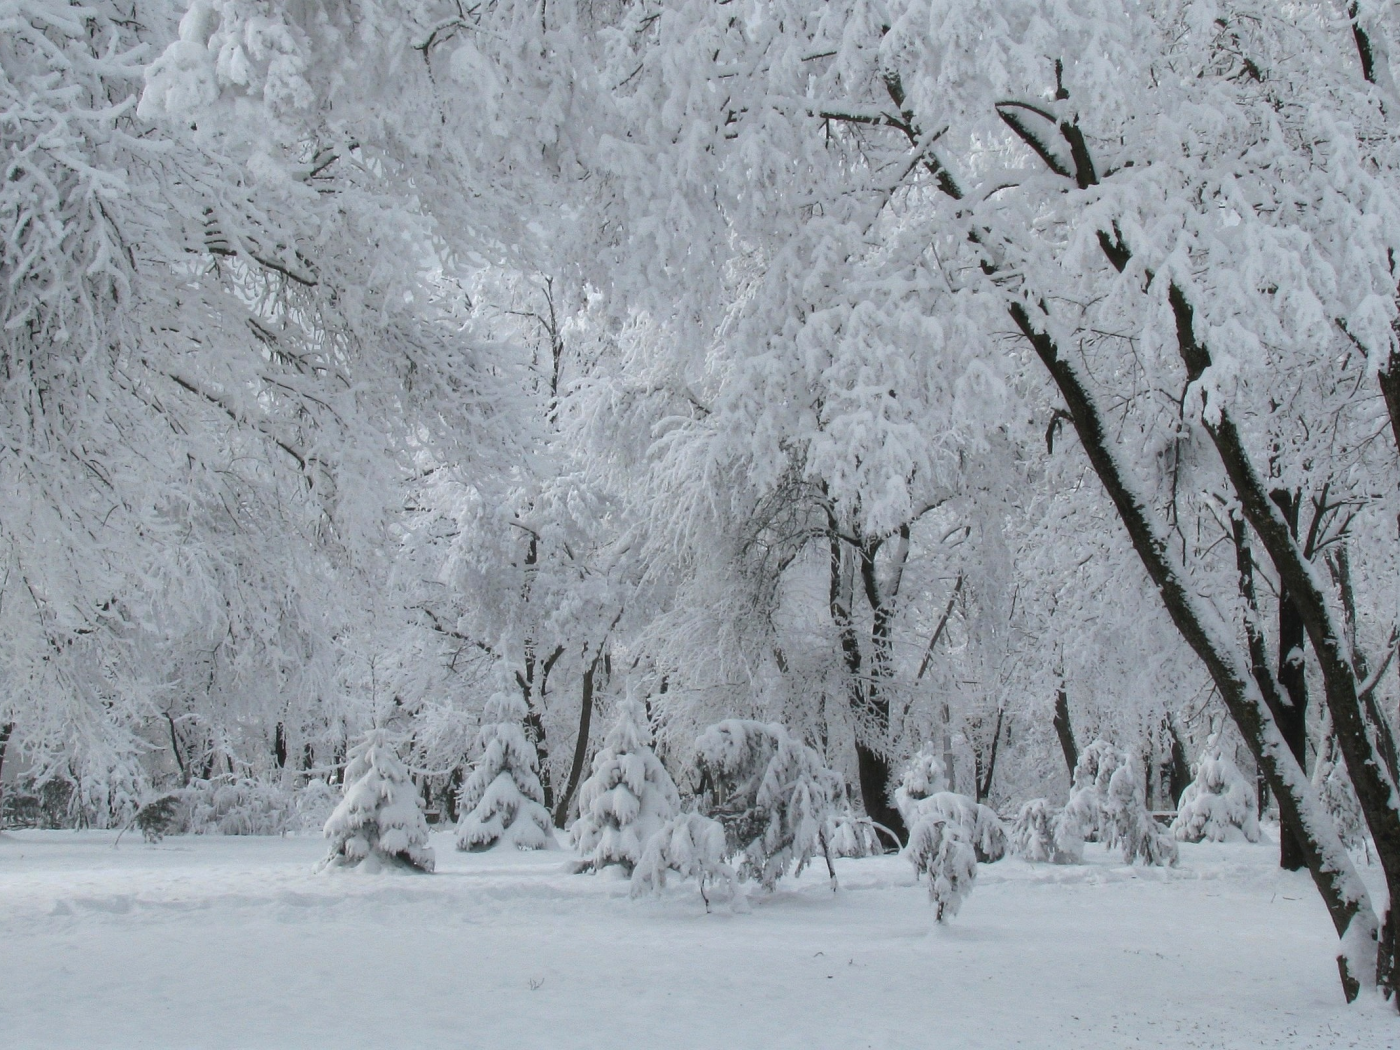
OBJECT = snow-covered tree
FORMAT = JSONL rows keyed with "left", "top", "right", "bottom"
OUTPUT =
{"left": 1173, "top": 749, "right": 1262, "bottom": 844}
{"left": 572, "top": 699, "right": 680, "bottom": 874}
{"left": 695, "top": 720, "right": 842, "bottom": 889}
{"left": 456, "top": 684, "right": 555, "bottom": 852}
{"left": 321, "top": 729, "right": 434, "bottom": 873}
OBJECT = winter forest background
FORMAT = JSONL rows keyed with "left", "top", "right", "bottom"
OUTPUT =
{"left": 7, "top": 0, "right": 1400, "bottom": 1018}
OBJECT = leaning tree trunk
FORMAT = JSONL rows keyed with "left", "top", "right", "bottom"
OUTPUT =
{"left": 553, "top": 647, "right": 600, "bottom": 828}
{"left": 1011, "top": 298, "right": 1379, "bottom": 1001}
{"left": 1171, "top": 288, "right": 1400, "bottom": 997}
{"left": 1052, "top": 684, "right": 1078, "bottom": 781}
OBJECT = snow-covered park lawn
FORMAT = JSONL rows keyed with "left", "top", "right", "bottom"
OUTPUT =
{"left": 1, "top": 827, "right": 1393, "bottom": 1049}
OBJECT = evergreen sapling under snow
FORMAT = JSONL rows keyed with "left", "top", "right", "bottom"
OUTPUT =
{"left": 695, "top": 720, "right": 842, "bottom": 889}
{"left": 572, "top": 699, "right": 680, "bottom": 874}
{"left": 456, "top": 688, "right": 555, "bottom": 852}
{"left": 1171, "top": 747, "right": 1261, "bottom": 844}
{"left": 321, "top": 729, "right": 435, "bottom": 873}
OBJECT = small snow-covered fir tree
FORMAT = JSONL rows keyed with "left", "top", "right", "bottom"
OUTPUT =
{"left": 893, "top": 745, "right": 949, "bottom": 827}
{"left": 695, "top": 720, "right": 842, "bottom": 889}
{"left": 456, "top": 687, "right": 555, "bottom": 852}
{"left": 907, "top": 816, "right": 977, "bottom": 922}
{"left": 630, "top": 811, "right": 738, "bottom": 909}
{"left": 572, "top": 698, "right": 680, "bottom": 874}
{"left": 902, "top": 790, "right": 1007, "bottom": 863}
{"left": 1171, "top": 748, "right": 1261, "bottom": 843}
{"left": 321, "top": 728, "right": 435, "bottom": 873}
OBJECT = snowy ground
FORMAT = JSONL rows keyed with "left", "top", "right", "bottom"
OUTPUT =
{"left": 1, "top": 826, "right": 1395, "bottom": 1049}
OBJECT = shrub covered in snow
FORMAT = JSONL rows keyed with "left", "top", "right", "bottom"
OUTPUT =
{"left": 1171, "top": 749, "right": 1261, "bottom": 844}
{"left": 185, "top": 776, "right": 298, "bottom": 836}
{"left": 321, "top": 729, "right": 435, "bottom": 873}
{"left": 572, "top": 699, "right": 680, "bottom": 874}
{"left": 695, "top": 719, "right": 842, "bottom": 889}
{"left": 1008, "top": 797, "right": 1081, "bottom": 864}
{"left": 456, "top": 688, "right": 555, "bottom": 852}
{"left": 902, "top": 790, "right": 1006, "bottom": 863}
{"left": 1106, "top": 758, "right": 1178, "bottom": 867}
{"left": 630, "top": 811, "right": 738, "bottom": 909}
{"left": 907, "top": 816, "right": 978, "bottom": 922}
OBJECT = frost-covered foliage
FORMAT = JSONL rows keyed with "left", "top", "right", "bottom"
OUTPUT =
{"left": 321, "top": 729, "right": 434, "bottom": 873}
{"left": 902, "top": 791, "right": 1007, "bottom": 864}
{"left": 630, "top": 812, "right": 738, "bottom": 909}
{"left": 695, "top": 720, "right": 842, "bottom": 889}
{"left": 456, "top": 688, "right": 555, "bottom": 852}
{"left": 1009, "top": 798, "right": 1080, "bottom": 865}
{"left": 907, "top": 816, "right": 978, "bottom": 922}
{"left": 572, "top": 699, "right": 680, "bottom": 874}
{"left": 1172, "top": 750, "right": 1261, "bottom": 844}
{"left": 893, "top": 746, "right": 950, "bottom": 826}
{"left": 828, "top": 806, "right": 885, "bottom": 858}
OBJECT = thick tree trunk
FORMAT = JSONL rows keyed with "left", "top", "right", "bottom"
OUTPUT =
{"left": 1166, "top": 721, "right": 1191, "bottom": 809}
{"left": 1052, "top": 685, "right": 1078, "bottom": 780}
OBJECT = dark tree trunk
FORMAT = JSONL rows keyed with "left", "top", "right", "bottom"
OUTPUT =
{"left": 977, "top": 706, "right": 1005, "bottom": 803}
{"left": 553, "top": 647, "right": 600, "bottom": 828}
{"left": 1271, "top": 490, "right": 1310, "bottom": 872}
{"left": 828, "top": 523, "right": 905, "bottom": 842}
{"left": 858, "top": 526, "right": 911, "bottom": 844}
{"left": 1052, "top": 685, "right": 1078, "bottom": 780}
{"left": 1166, "top": 721, "right": 1191, "bottom": 808}
{"left": 0, "top": 722, "right": 13, "bottom": 823}
{"left": 273, "top": 723, "right": 288, "bottom": 769}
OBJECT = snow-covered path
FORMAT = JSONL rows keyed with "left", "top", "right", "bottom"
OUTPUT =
{"left": 1, "top": 829, "right": 1393, "bottom": 1048}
